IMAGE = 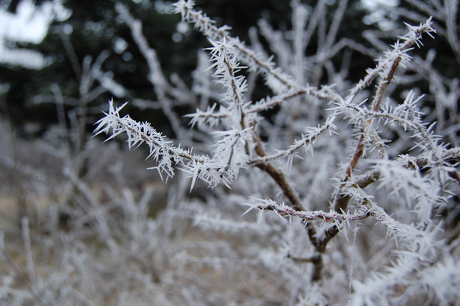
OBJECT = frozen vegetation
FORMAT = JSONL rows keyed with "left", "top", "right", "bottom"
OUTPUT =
{"left": 1, "top": 0, "right": 460, "bottom": 305}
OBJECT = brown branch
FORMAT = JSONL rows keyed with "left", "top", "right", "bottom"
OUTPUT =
{"left": 257, "top": 201, "right": 372, "bottom": 222}
{"left": 334, "top": 56, "right": 403, "bottom": 213}
{"left": 251, "top": 121, "right": 326, "bottom": 282}
{"left": 286, "top": 251, "right": 323, "bottom": 281}
{"left": 371, "top": 56, "right": 402, "bottom": 112}
{"left": 255, "top": 162, "right": 304, "bottom": 212}
{"left": 448, "top": 171, "right": 460, "bottom": 185}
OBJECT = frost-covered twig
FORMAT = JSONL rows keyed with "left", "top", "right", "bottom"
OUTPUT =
{"left": 94, "top": 101, "right": 254, "bottom": 189}
{"left": 249, "top": 117, "right": 335, "bottom": 164}
{"left": 173, "top": 0, "right": 344, "bottom": 104}
{"left": 243, "top": 199, "right": 372, "bottom": 223}
{"left": 348, "top": 18, "right": 436, "bottom": 101}
{"left": 333, "top": 19, "right": 437, "bottom": 214}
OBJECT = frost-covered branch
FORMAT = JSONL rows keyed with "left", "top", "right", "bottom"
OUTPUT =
{"left": 333, "top": 19, "right": 437, "bottom": 214}
{"left": 94, "top": 101, "right": 254, "bottom": 189}
{"left": 249, "top": 117, "right": 336, "bottom": 164}
{"left": 243, "top": 198, "right": 372, "bottom": 223}
{"left": 348, "top": 18, "right": 436, "bottom": 101}
{"left": 173, "top": 0, "right": 344, "bottom": 104}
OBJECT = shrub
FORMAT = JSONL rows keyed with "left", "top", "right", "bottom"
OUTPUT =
{"left": 1, "top": 0, "right": 459, "bottom": 304}
{"left": 94, "top": 0, "right": 460, "bottom": 304}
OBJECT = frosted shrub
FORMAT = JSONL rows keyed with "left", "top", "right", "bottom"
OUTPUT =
{"left": 95, "top": 0, "right": 460, "bottom": 304}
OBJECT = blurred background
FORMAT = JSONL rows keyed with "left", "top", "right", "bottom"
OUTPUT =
{"left": 0, "top": 0, "right": 458, "bottom": 304}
